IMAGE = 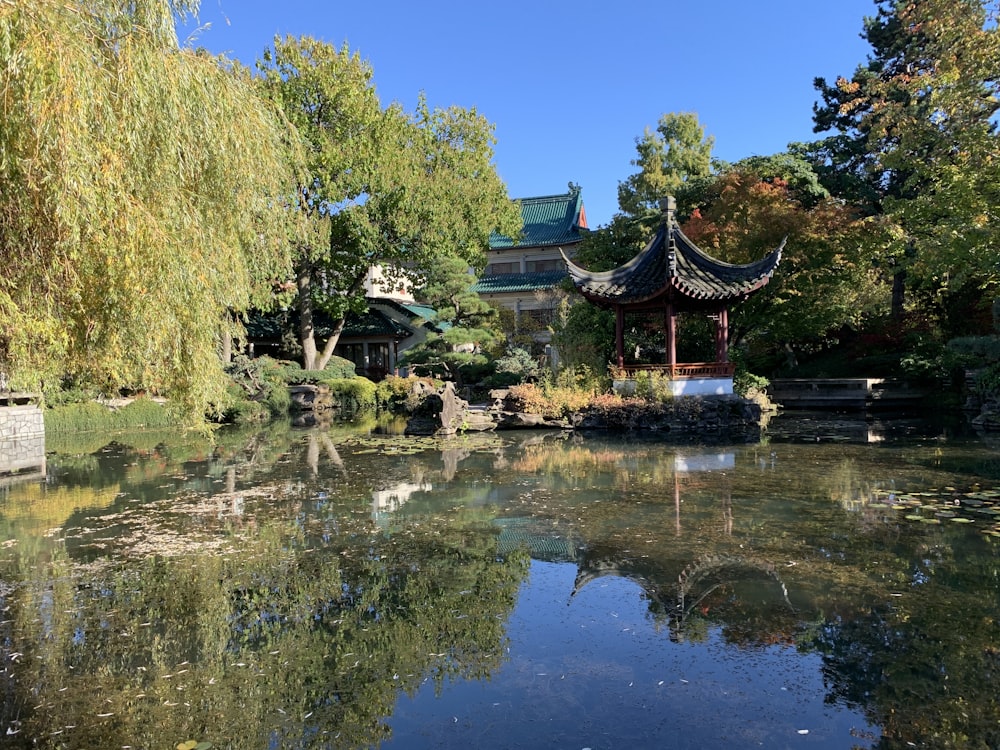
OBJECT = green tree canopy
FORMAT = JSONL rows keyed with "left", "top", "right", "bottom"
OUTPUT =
{"left": 809, "top": 0, "right": 1000, "bottom": 319}
{"left": 616, "top": 112, "right": 715, "bottom": 220}
{"left": 1, "top": 0, "right": 298, "bottom": 418}
{"left": 257, "top": 36, "right": 521, "bottom": 371}
{"left": 681, "top": 166, "right": 884, "bottom": 368}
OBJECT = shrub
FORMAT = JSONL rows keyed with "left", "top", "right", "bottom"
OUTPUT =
{"left": 324, "top": 355, "right": 358, "bottom": 379}
{"left": 975, "top": 363, "right": 1000, "bottom": 399}
{"left": 630, "top": 370, "right": 673, "bottom": 403}
{"left": 222, "top": 386, "right": 271, "bottom": 425}
{"left": 734, "top": 370, "right": 769, "bottom": 399}
{"left": 284, "top": 357, "right": 362, "bottom": 387}
{"left": 42, "top": 384, "right": 100, "bottom": 407}
{"left": 947, "top": 336, "right": 1000, "bottom": 364}
{"left": 327, "top": 378, "right": 377, "bottom": 413}
{"left": 375, "top": 376, "right": 441, "bottom": 413}
{"left": 223, "top": 355, "right": 291, "bottom": 422}
{"left": 900, "top": 336, "right": 968, "bottom": 383}
{"left": 45, "top": 396, "right": 175, "bottom": 434}
{"left": 494, "top": 347, "right": 540, "bottom": 382}
{"left": 553, "top": 364, "right": 607, "bottom": 393}
{"left": 506, "top": 380, "right": 596, "bottom": 419}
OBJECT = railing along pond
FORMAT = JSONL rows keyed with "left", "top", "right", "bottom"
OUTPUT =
{"left": 617, "top": 362, "right": 736, "bottom": 379}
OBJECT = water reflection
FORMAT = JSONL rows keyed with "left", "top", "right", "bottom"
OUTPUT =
{"left": 0, "top": 417, "right": 997, "bottom": 748}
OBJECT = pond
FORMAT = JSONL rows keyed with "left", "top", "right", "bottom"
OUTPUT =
{"left": 1, "top": 413, "right": 999, "bottom": 749}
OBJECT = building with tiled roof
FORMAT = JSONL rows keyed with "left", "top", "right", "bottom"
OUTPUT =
{"left": 473, "top": 185, "right": 588, "bottom": 338}
{"left": 246, "top": 296, "right": 444, "bottom": 381}
{"left": 333, "top": 298, "right": 446, "bottom": 380}
{"left": 246, "top": 187, "right": 589, "bottom": 379}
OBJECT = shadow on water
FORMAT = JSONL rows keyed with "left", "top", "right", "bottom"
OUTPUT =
{"left": 0, "top": 415, "right": 998, "bottom": 748}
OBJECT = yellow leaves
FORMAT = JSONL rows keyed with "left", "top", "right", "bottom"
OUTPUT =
{"left": 836, "top": 76, "right": 860, "bottom": 95}
{"left": 2, "top": 1, "right": 299, "bottom": 417}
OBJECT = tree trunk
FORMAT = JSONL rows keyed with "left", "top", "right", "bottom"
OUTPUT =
{"left": 297, "top": 261, "right": 318, "bottom": 370}
{"left": 315, "top": 317, "right": 346, "bottom": 371}
{"left": 891, "top": 268, "right": 907, "bottom": 320}
{"left": 220, "top": 330, "right": 232, "bottom": 364}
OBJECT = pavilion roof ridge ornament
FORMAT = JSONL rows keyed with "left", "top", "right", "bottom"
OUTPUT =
{"left": 561, "top": 195, "right": 783, "bottom": 309}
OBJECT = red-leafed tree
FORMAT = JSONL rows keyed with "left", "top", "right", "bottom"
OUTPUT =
{"left": 681, "top": 165, "right": 884, "bottom": 370}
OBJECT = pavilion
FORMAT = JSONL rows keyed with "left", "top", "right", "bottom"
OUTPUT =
{"left": 561, "top": 197, "right": 783, "bottom": 396}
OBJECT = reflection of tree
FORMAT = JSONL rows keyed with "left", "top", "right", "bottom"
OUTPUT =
{"left": 0, "top": 496, "right": 528, "bottom": 748}
{"left": 803, "top": 562, "right": 1000, "bottom": 749}
{"left": 9, "top": 424, "right": 1000, "bottom": 748}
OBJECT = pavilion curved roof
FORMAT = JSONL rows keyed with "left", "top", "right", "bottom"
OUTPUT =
{"left": 561, "top": 205, "right": 783, "bottom": 309}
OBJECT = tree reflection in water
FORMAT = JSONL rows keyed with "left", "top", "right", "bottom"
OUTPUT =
{"left": 0, "top": 419, "right": 997, "bottom": 748}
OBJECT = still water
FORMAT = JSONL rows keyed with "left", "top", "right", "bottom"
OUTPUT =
{"left": 1, "top": 414, "right": 999, "bottom": 749}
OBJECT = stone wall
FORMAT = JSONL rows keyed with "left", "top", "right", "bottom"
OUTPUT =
{"left": 0, "top": 402, "right": 46, "bottom": 476}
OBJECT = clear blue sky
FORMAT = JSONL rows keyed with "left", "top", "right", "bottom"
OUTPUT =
{"left": 182, "top": 1, "right": 878, "bottom": 228}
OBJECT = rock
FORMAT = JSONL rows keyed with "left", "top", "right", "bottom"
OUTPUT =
{"left": 405, "top": 382, "right": 499, "bottom": 436}
{"left": 972, "top": 409, "right": 1000, "bottom": 430}
{"left": 436, "top": 382, "right": 465, "bottom": 435}
{"left": 495, "top": 411, "right": 570, "bottom": 429}
{"left": 289, "top": 384, "right": 332, "bottom": 411}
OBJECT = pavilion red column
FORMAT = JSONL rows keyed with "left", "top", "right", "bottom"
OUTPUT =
{"left": 615, "top": 305, "right": 625, "bottom": 368}
{"left": 714, "top": 307, "right": 730, "bottom": 362}
{"left": 666, "top": 302, "right": 676, "bottom": 366}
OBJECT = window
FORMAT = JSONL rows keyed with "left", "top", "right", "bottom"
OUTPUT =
{"left": 336, "top": 344, "right": 365, "bottom": 373}
{"left": 521, "top": 308, "right": 555, "bottom": 328}
{"left": 368, "top": 343, "right": 390, "bottom": 370}
{"left": 486, "top": 261, "right": 519, "bottom": 275}
{"left": 526, "top": 258, "right": 561, "bottom": 272}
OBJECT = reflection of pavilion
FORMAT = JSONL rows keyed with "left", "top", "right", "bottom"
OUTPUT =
{"left": 670, "top": 451, "right": 735, "bottom": 535}
{"left": 565, "top": 450, "right": 793, "bottom": 642}
{"left": 571, "top": 552, "right": 794, "bottom": 643}
{"left": 371, "top": 481, "right": 433, "bottom": 515}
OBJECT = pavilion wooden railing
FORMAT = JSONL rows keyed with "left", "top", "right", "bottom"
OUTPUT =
{"left": 615, "top": 362, "right": 736, "bottom": 380}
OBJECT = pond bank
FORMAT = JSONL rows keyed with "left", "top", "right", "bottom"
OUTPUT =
{"left": 402, "top": 381, "right": 771, "bottom": 443}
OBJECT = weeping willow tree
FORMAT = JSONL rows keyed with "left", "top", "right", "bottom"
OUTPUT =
{"left": 0, "top": 0, "right": 301, "bottom": 419}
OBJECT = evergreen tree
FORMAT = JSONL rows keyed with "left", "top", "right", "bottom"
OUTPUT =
{"left": 616, "top": 112, "right": 715, "bottom": 222}
{"left": 808, "top": 0, "right": 1000, "bottom": 320}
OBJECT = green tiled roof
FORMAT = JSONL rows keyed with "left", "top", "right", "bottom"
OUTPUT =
{"left": 490, "top": 186, "right": 587, "bottom": 250}
{"left": 471, "top": 270, "right": 568, "bottom": 295}
{"left": 244, "top": 298, "right": 444, "bottom": 342}
{"left": 400, "top": 303, "right": 437, "bottom": 319}
{"left": 368, "top": 298, "right": 447, "bottom": 332}
{"left": 341, "top": 308, "right": 412, "bottom": 339}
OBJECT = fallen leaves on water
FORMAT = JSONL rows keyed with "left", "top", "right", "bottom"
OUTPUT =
{"left": 873, "top": 487, "right": 1000, "bottom": 537}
